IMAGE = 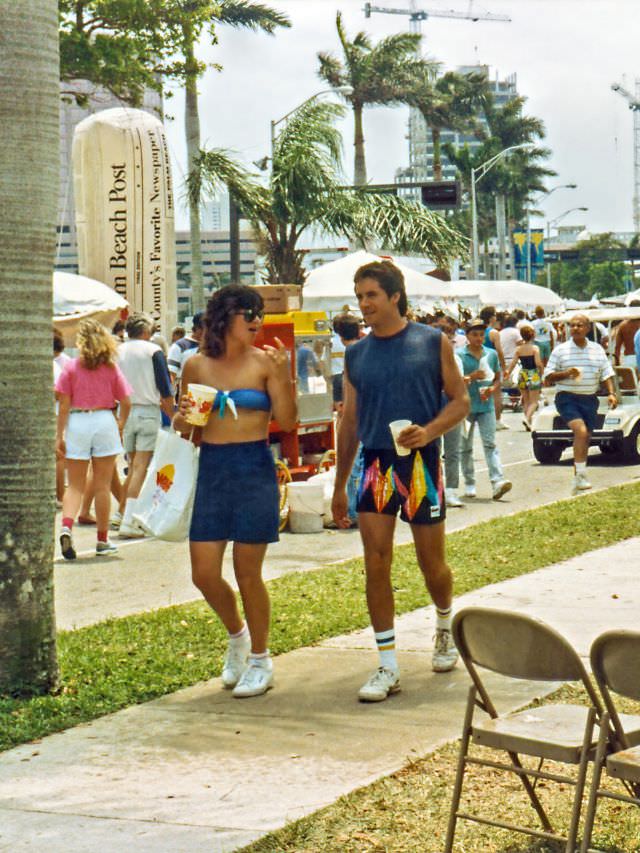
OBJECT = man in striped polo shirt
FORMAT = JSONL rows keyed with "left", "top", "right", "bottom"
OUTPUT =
{"left": 543, "top": 314, "right": 617, "bottom": 492}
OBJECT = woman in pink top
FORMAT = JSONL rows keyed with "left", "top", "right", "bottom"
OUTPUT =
{"left": 55, "top": 318, "right": 131, "bottom": 559}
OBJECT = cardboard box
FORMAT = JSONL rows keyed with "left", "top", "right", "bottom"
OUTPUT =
{"left": 252, "top": 285, "right": 302, "bottom": 314}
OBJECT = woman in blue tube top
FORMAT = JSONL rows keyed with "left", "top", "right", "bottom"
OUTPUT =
{"left": 173, "top": 285, "right": 297, "bottom": 698}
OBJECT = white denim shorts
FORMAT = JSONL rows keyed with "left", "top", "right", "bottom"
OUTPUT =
{"left": 65, "top": 410, "right": 122, "bottom": 460}
{"left": 123, "top": 404, "right": 161, "bottom": 453}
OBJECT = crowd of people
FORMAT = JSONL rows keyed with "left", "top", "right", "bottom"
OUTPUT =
{"left": 52, "top": 266, "right": 636, "bottom": 701}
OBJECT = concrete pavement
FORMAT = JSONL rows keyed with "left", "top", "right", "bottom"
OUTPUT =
{"left": 2, "top": 536, "right": 639, "bottom": 852}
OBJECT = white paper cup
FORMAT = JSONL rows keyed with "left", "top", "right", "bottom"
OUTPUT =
{"left": 186, "top": 383, "right": 216, "bottom": 426}
{"left": 389, "top": 419, "right": 412, "bottom": 456}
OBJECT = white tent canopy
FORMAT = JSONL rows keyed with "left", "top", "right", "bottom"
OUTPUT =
{"left": 53, "top": 271, "right": 128, "bottom": 344}
{"left": 302, "top": 250, "right": 448, "bottom": 313}
{"left": 436, "top": 280, "right": 564, "bottom": 313}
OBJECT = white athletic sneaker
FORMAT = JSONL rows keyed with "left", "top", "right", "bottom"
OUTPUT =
{"left": 358, "top": 667, "right": 400, "bottom": 702}
{"left": 96, "top": 540, "right": 119, "bottom": 557}
{"left": 232, "top": 661, "right": 274, "bottom": 698}
{"left": 495, "top": 420, "right": 509, "bottom": 431}
{"left": 492, "top": 479, "right": 512, "bottom": 500}
{"left": 432, "top": 628, "right": 459, "bottom": 672}
{"left": 573, "top": 472, "right": 592, "bottom": 492}
{"left": 118, "top": 521, "right": 145, "bottom": 539}
{"left": 445, "top": 488, "right": 464, "bottom": 508}
{"left": 110, "top": 511, "right": 122, "bottom": 530}
{"left": 59, "top": 526, "right": 76, "bottom": 561}
{"left": 221, "top": 640, "right": 251, "bottom": 688}
{"left": 463, "top": 484, "right": 477, "bottom": 499}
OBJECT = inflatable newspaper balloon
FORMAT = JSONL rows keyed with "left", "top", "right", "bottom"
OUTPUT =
{"left": 72, "top": 107, "right": 177, "bottom": 334}
{"left": 53, "top": 271, "right": 128, "bottom": 346}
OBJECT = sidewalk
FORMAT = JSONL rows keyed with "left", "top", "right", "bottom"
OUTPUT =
{"left": 1, "top": 538, "right": 639, "bottom": 852}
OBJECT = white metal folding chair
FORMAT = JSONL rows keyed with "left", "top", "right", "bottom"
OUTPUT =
{"left": 445, "top": 607, "right": 604, "bottom": 853}
{"left": 580, "top": 629, "right": 640, "bottom": 852}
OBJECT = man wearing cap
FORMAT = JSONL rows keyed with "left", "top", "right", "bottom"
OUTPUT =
{"left": 544, "top": 313, "right": 617, "bottom": 493}
{"left": 115, "top": 313, "right": 175, "bottom": 536}
{"left": 331, "top": 261, "right": 469, "bottom": 703}
{"left": 459, "top": 318, "right": 512, "bottom": 501}
{"left": 167, "top": 311, "right": 204, "bottom": 394}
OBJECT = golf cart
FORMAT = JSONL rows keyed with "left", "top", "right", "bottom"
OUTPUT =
{"left": 531, "top": 365, "right": 640, "bottom": 464}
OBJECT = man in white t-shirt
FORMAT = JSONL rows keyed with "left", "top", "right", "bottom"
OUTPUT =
{"left": 167, "top": 311, "right": 204, "bottom": 392}
{"left": 543, "top": 314, "right": 616, "bottom": 493}
{"left": 531, "top": 306, "right": 556, "bottom": 364}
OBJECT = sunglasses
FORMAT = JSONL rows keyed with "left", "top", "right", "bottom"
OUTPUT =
{"left": 235, "top": 308, "right": 264, "bottom": 323}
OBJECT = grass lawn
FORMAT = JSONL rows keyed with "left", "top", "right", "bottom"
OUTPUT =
{"left": 241, "top": 684, "right": 640, "bottom": 853}
{"left": 2, "top": 481, "right": 640, "bottom": 756}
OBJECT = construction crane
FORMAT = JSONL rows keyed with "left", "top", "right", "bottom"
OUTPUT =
{"left": 363, "top": 1, "right": 511, "bottom": 34}
{"left": 612, "top": 79, "right": 640, "bottom": 232}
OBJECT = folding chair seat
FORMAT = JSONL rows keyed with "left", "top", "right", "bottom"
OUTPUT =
{"left": 580, "top": 630, "right": 640, "bottom": 852}
{"left": 444, "top": 607, "right": 604, "bottom": 853}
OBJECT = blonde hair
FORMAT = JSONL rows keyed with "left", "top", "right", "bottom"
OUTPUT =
{"left": 76, "top": 318, "right": 118, "bottom": 369}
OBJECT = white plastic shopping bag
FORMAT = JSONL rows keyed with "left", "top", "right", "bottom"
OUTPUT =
{"left": 133, "top": 429, "right": 199, "bottom": 541}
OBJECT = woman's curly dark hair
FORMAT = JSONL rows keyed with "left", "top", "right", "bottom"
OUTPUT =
{"left": 201, "top": 284, "right": 265, "bottom": 358}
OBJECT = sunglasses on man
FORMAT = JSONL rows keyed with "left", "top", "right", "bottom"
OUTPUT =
{"left": 235, "top": 308, "right": 264, "bottom": 323}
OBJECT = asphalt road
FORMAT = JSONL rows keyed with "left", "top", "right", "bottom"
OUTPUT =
{"left": 54, "top": 408, "right": 640, "bottom": 630}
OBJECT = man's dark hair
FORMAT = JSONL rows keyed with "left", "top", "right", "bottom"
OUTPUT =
{"left": 192, "top": 311, "right": 204, "bottom": 332}
{"left": 201, "top": 285, "right": 264, "bottom": 358}
{"left": 334, "top": 312, "right": 360, "bottom": 341}
{"left": 504, "top": 314, "right": 517, "bottom": 328}
{"left": 53, "top": 327, "right": 65, "bottom": 354}
{"left": 479, "top": 305, "right": 496, "bottom": 324}
{"left": 353, "top": 261, "right": 408, "bottom": 317}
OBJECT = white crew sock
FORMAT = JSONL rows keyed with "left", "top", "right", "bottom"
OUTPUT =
{"left": 375, "top": 628, "right": 398, "bottom": 673}
{"left": 436, "top": 606, "right": 452, "bottom": 631}
{"left": 248, "top": 650, "right": 272, "bottom": 670}
{"left": 575, "top": 461, "right": 587, "bottom": 474}
{"left": 228, "top": 623, "right": 250, "bottom": 647}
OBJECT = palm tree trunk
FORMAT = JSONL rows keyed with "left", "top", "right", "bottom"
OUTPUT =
{"left": 184, "top": 26, "right": 205, "bottom": 312}
{"left": 353, "top": 102, "right": 367, "bottom": 186}
{"left": 0, "top": 0, "right": 59, "bottom": 694}
{"left": 432, "top": 127, "right": 442, "bottom": 181}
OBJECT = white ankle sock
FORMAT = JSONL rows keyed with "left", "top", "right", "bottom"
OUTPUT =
{"left": 248, "top": 651, "right": 272, "bottom": 669}
{"left": 375, "top": 629, "right": 398, "bottom": 673}
{"left": 436, "top": 606, "right": 452, "bottom": 631}
{"left": 229, "top": 624, "right": 250, "bottom": 646}
{"left": 575, "top": 462, "right": 587, "bottom": 473}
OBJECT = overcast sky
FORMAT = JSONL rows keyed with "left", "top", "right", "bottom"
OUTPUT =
{"left": 164, "top": 0, "right": 639, "bottom": 238}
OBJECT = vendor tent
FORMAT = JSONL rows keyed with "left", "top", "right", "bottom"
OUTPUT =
{"left": 432, "top": 279, "right": 564, "bottom": 314}
{"left": 53, "top": 271, "right": 128, "bottom": 344}
{"left": 302, "top": 250, "right": 448, "bottom": 313}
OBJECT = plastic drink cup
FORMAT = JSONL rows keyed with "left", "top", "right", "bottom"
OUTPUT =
{"left": 186, "top": 383, "right": 216, "bottom": 426}
{"left": 389, "top": 419, "right": 412, "bottom": 456}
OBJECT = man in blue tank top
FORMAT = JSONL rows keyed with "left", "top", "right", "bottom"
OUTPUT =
{"left": 331, "top": 261, "right": 469, "bottom": 702}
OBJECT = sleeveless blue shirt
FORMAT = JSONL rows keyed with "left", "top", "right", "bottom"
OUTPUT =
{"left": 345, "top": 322, "right": 443, "bottom": 449}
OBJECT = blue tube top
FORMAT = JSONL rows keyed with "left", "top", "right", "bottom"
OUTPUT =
{"left": 212, "top": 388, "right": 271, "bottom": 418}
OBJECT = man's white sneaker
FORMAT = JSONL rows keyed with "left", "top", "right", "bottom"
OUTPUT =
{"left": 232, "top": 662, "right": 274, "bottom": 698}
{"left": 432, "top": 628, "right": 459, "bottom": 672}
{"left": 445, "top": 488, "right": 464, "bottom": 508}
{"left": 573, "top": 472, "right": 592, "bottom": 492}
{"left": 492, "top": 479, "right": 512, "bottom": 500}
{"left": 118, "top": 521, "right": 145, "bottom": 539}
{"left": 96, "top": 540, "right": 118, "bottom": 557}
{"left": 110, "top": 511, "right": 123, "bottom": 530}
{"left": 59, "top": 527, "right": 76, "bottom": 561}
{"left": 221, "top": 641, "right": 251, "bottom": 688}
{"left": 495, "top": 420, "right": 509, "bottom": 431}
{"left": 358, "top": 667, "right": 400, "bottom": 702}
{"left": 463, "top": 484, "right": 477, "bottom": 499}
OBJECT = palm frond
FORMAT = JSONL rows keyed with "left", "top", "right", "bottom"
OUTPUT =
{"left": 215, "top": 0, "right": 291, "bottom": 32}
{"left": 188, "top": 148, "right": 272, "bottom": 226}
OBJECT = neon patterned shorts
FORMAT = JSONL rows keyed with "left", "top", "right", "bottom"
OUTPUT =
{"left": 357, "top": 445, "right": 445, "bottom": 525}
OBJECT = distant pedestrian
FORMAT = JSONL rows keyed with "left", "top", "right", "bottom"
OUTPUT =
{"left": 55, "top": 319, "right": 131, "bottom": 559}
{"left": 544, "top": 313, "right": 617, "bottom": 493}
{"left": 167, "top": 312, "right": 204, "bottom": 393}
{"left": 171, "top": 324, "right": 186, "bottom": 344}
{"left": 613, "top": 307, "right": 640, "bottom": 366}
{"left": 459, "top": 318, "right": 512, "bottom": 501}
{"left": 114, "top": 313, "right": 175, "bottom": 538}
{"left": 531, "top": 306, "right": 556, "bottom": 365}
{"left": 296, "top": 339, "right": 320, "bottom": 393}
{"left": 505, "top": 325, "right": 544, "bottom": 429}
{"left": 479, "top": 305, "right": 508, "bottom": 430}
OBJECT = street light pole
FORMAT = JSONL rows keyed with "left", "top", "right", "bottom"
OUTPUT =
{"left": 526, "top": 183, "right": 577, "bottom": 283}
{"left": 470, "top": 143, "right": 532, "bottom": 279}
{"left": 545, "top": 206, "right": 588, "bottom": 287}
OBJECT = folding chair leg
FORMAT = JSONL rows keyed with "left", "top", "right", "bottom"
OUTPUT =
{"left": 580, "top": 713, "right": 609, "bottom": 853}
{"left": 444, "top": 686, "right": 475, "bottom": 853}
{"left": 566, "top": 708, "right": 596, "bottom": 853}
{"left": 506, "top": 749, "right": 554, "bottom": 833}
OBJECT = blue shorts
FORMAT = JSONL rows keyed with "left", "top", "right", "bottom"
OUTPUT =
{"left": 189, "top": 440, "right": 279, "bottom": 544}
{"left": 555, "top": 392, "right": 599, "bottom": 432}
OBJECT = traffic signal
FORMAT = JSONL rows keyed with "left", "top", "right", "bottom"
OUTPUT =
{"left": 420, "top": 181, "right": 460, "bottom": 210}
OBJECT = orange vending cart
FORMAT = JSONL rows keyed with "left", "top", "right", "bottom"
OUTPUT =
{"left": 255, "top": 310, "right": 335, "bottom": 482}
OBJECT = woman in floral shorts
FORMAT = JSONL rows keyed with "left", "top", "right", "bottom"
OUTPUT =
{"left": 505, "top": 325, "right": 545, "bottom": 429}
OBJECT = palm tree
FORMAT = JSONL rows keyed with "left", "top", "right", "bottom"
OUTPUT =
{"left": 405, "top": 65, "right": 489, "bottom": 180}
{"left": 190, "top": 100, "right": 467, "bottom": 284}
{"left": 318, "top": 12, "right": 423, "bottom": 185}
{"left": 156, "top": 1, "right": 291, "bottom": 311}
{"left": 0, "top": 1, "right": 59, "bottom": 694}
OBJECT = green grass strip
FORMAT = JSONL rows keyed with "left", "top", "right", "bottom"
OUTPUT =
{"left": 2, "top": 482, "right": 639, "bottom": 752}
